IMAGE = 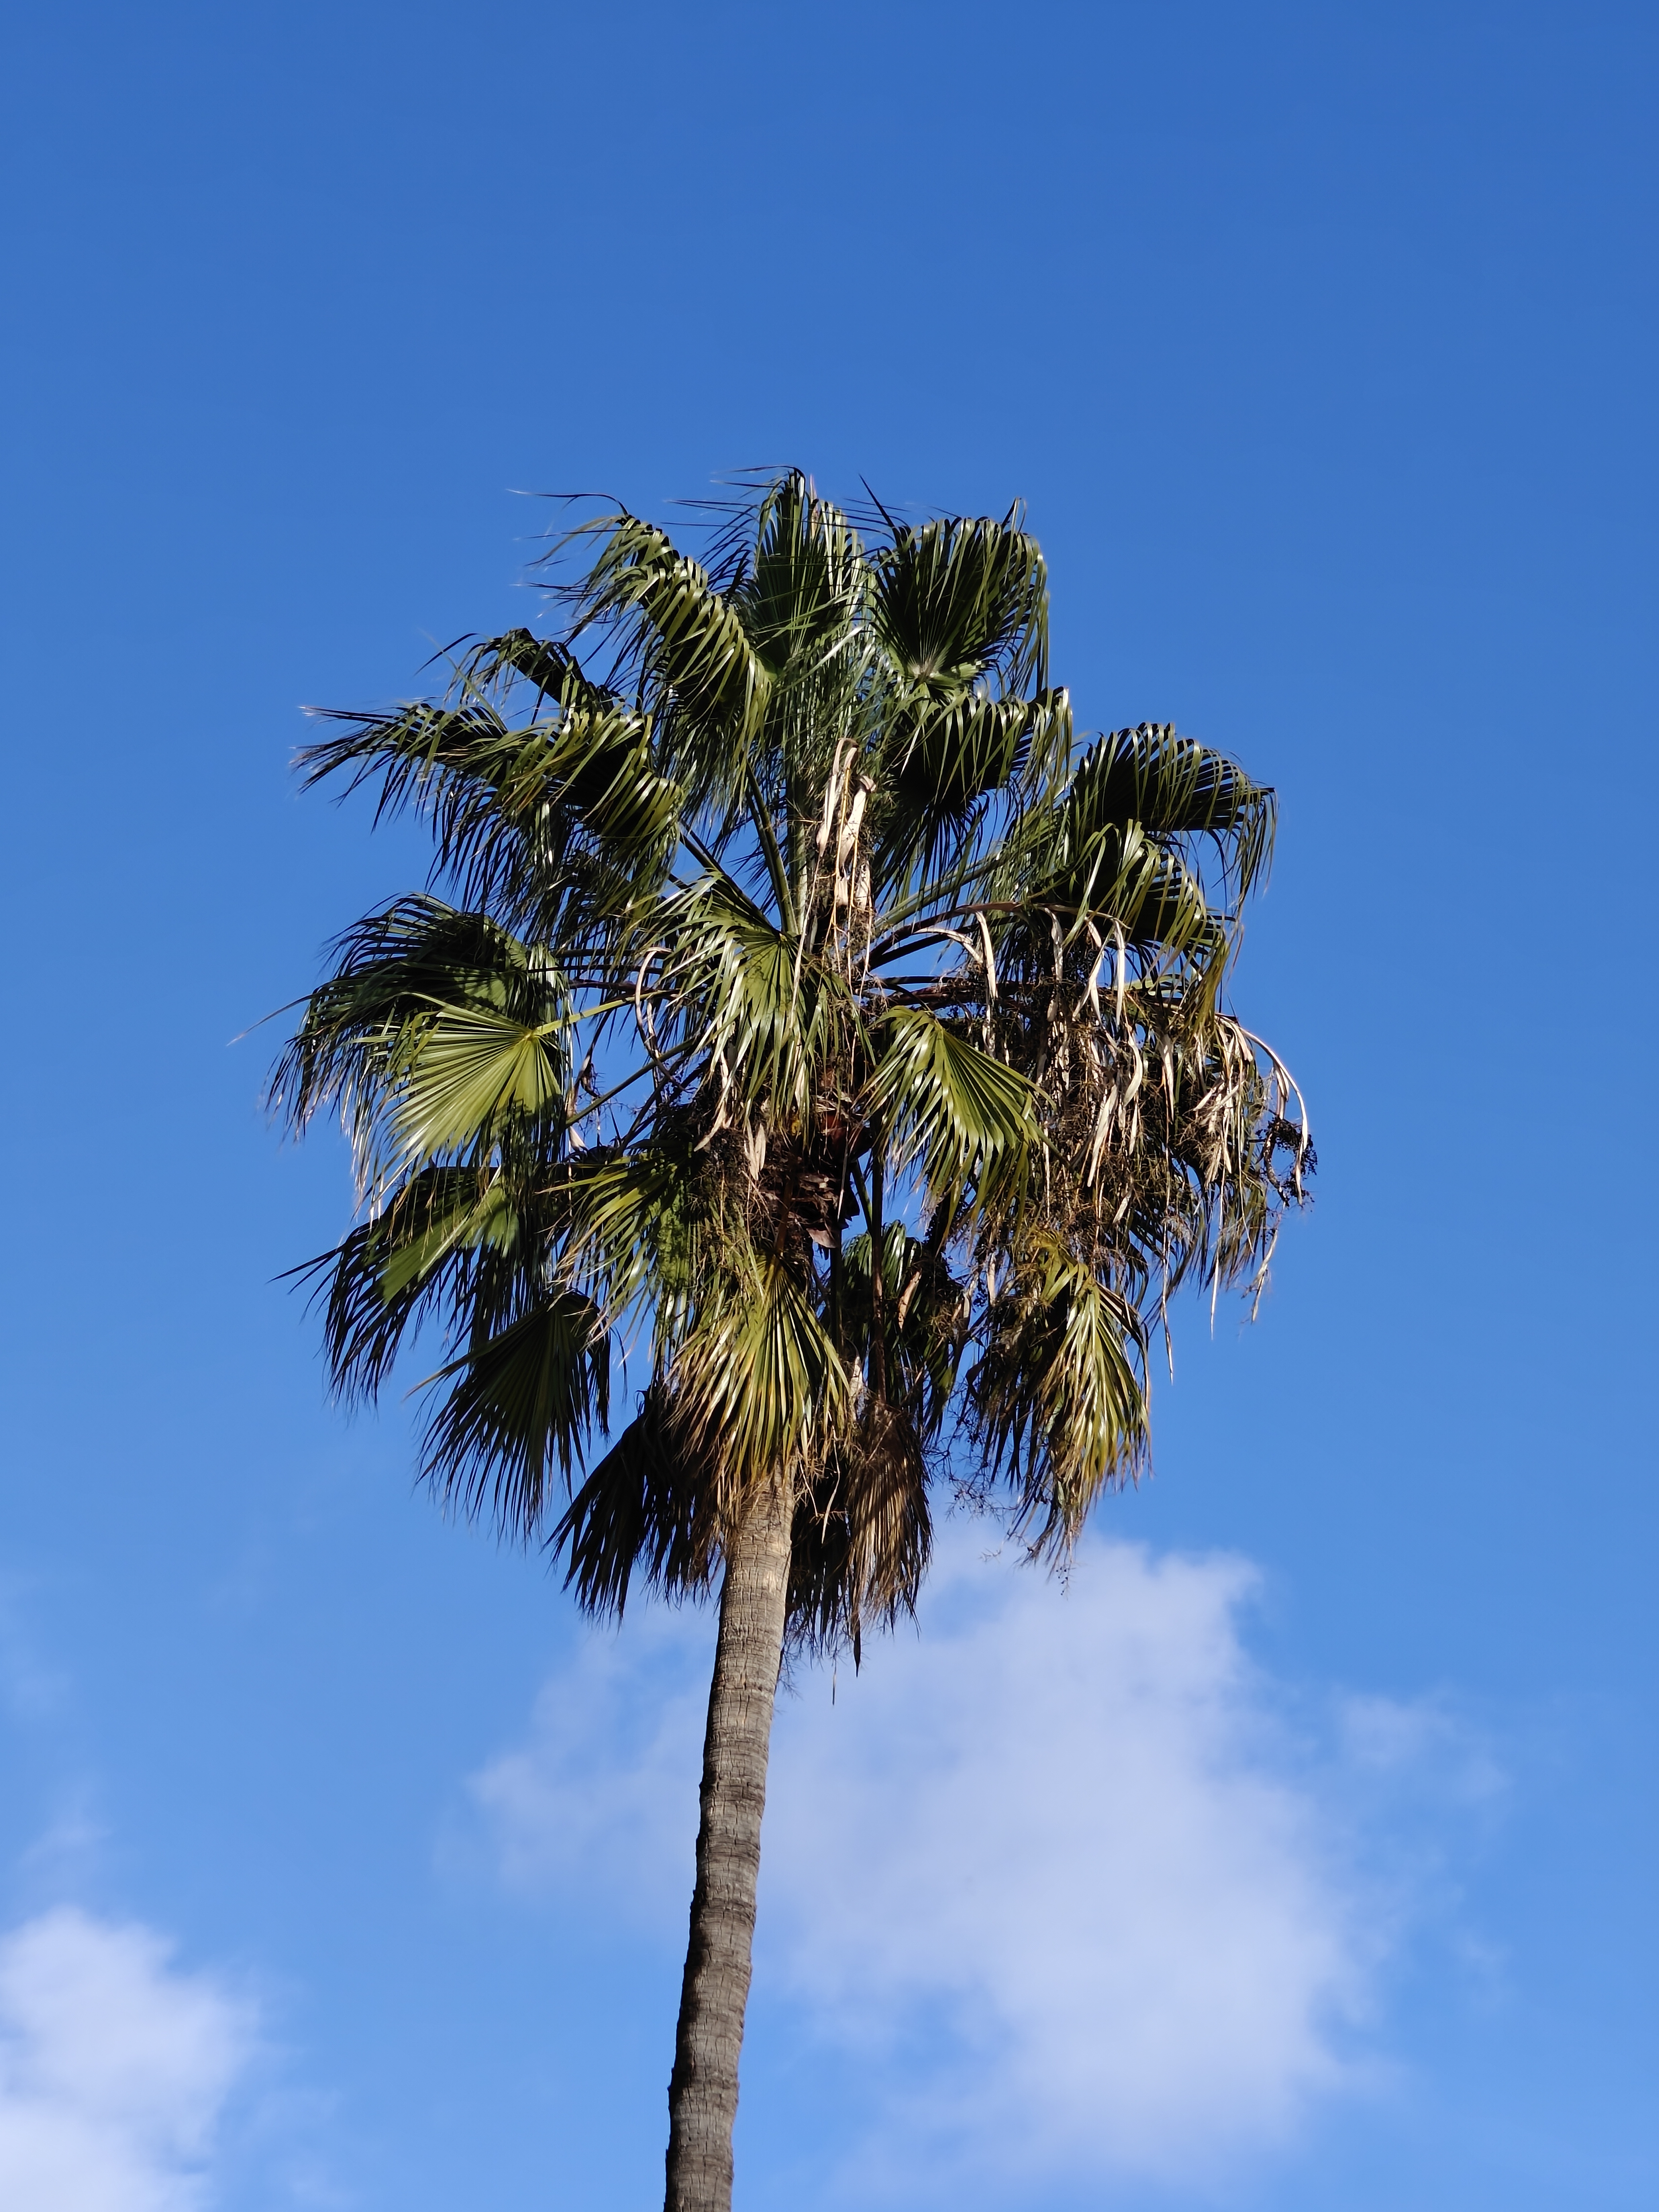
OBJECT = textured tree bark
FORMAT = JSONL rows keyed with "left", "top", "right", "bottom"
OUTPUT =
{"left": 664, "top": 1472, "right": 793, "bottom": 2212}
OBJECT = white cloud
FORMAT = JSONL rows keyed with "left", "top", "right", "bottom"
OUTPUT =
{"left": 0, "top": 1908, "right": 254, "bottom": 2212}
{"left": 760, "top": 1539, "right": 1368, "bottom": 2192}
{"left": 473, "top": 1532, "right": 1475, "bottom": 2195}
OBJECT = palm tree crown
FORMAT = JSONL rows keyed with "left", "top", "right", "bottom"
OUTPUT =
{"left": 271, "top": 472, "right": 1310, "bottom": 2212}
{"left": 274, "top": 472, "right": 1308, "bottom": 1647}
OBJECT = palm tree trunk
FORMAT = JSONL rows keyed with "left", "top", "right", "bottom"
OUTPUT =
{"left": 664, "top": 1471, "right": 793, "bottom": 2212}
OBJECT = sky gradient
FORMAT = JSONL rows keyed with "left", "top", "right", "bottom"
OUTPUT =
{"left": 2, "top": 4, "right": 1655, "bottom": 2207}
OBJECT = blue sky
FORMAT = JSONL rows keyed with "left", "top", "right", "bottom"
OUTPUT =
{"left": 1, "top": 2, "right": 1654, "bottom": 2206}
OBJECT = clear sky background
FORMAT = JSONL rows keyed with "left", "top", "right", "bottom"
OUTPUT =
{"left": 1, "top": 3, "right": 1654, "bottom": 2208}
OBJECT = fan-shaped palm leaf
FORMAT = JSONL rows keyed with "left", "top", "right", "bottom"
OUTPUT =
{"left": 418, "top": 1292, "right": 610, "bottom": 1540}
{"left": 390, "top": 1005, "right": 570, "bottom": 1165}
{"left": 865, "top": 1004, "right": 1039, "bottom": 1204}
{"left": 871, "top": 508, "right": 1049, "bottom": 698}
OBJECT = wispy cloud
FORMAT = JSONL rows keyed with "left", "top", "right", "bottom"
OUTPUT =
{"left": 0, "top": 1908, "right": 255, "bottom": 2212}
{"left": 471, "top": 1531, "right": 1492, "bottom": 2197}
{"left": 469, "top": 1605, "right": 714, "bottom": 1927}
{"left": 0, "top": 1581, "right": 72, "bottom": 1728}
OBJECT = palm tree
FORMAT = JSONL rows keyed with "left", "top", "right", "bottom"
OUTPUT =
{"left": 270, "top": 472, "right": 1309, "bottom": 2212}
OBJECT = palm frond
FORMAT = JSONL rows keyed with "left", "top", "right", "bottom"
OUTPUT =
{"left": 297, "top": 641, "right": 680, "bottom": 931}
{"left": 736, "top": 473, "right": 868, "bottom": 687}
{"left": 669, "top": 879, "right": 845, "bottom": 1125}
{"left": 994, "top": 815, "right": 1220, "bottom": 970}
{"left": 418, "top": 1293, "right": 610, "bottom": 1540}
{"left": 555, "top": 1142, "right": 710, "bottom": 1344}
{"left": 966, "top": 1238, "right": 1149, "bottom": 1553}
{"left": 840, "top": 1223, "right": 963, "bottom": 1442}
{"left": 673, "top": 1257, "right": 851, "bottom": 1494}
{"left": 875, "top": 687, "right": 1072, "bottom": 886}
{"left": 391, "top": 1004, "right": 570, "bottom": 1166}
{"left": 872, "top": 509, "right": 1049, "bottom": 699}
{"left": 865, "top": 1006, "right": 1038, "bottom": 1205}
{"left": 1063, "top": 723, "right": 1274, "bottom": 899}
{"left": 293, "top": 1165, "right": 494, "bottom": 1403}
{"left": 552, "top": 1386, "right": 718, "bottom": 1616}
{"left": 267, "top": 898, "right": 567, "bottom": 1195}
{"left": 787, "top": 1398, "right": 931, "bottom": 1663}
{"left": 565, "top": 512, "right": 770, "bottom": 800}
{"left": 268, "top": 898, "right": 517, "bottom": 1125}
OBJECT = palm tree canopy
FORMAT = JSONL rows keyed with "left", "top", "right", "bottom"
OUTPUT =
{"left": 272, "top": 473, "right": 1309, "bottom": 1660}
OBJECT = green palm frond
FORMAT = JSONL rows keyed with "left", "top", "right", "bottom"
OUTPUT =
{"left": 455, "top": 627, "right": 586, "bottom": 705}
{"left": 391, "top": 1004, "right": 570, "bottom": 1165}
{"left": 875, "top": 687, "right": 1072, "bottom": 885}
{"left": 297, "top": 639, "right": 611, "bottom": 832}
{"left": 1061, "top": 722, "right": 1275, "bottom": 900}
{"left": 673, "top": 1258, "right": 851, "bottom": 1495}
{"left": 737, "top": 473, "right": 868, "bottom": 687}
{"left": 872, "top": 509, "right": 1049, "bottom": 699}
{"left": 298, "top": 641, "right": 679, "bottom": 933}
{"left": 995, "top": 814, "right": 1220, "bottom": 969}
{"left": 268, "top": 899, "right": 564, "bottom": 1195}
{"left": 841, "top": 1224, "right": 962, "bottom": 1442}
{"left": 555, "top": 1142, "right": 712, "bottom": 1346}
{"left": 567, "top": 513, "right": 770, "bottom": 792}
{"left": 418, "top": 1293, "right": 610, "bottom": 1540}
{"left": 865, "top": 1006, "right": 1039, "bottom": 1205}
{"left": 269, "top": 898, "right": 510, "bottom": 1122}
{"left": 296, "top": 693, "right": 514, "bottom": 819}
{"left": 552, "top": 1386, "right": 719, "bottom": 1617}
{"left": 669, "top": 879, "right": 845, "bottom": 1125}
{"left": 966, "top": 1239, "right": 1150, "bottom": 1552}
{"left": 294, "top": 1165, "right": 485, "bottom": 1403}
{"left": 374, "top": 1174, "right": 519, "bottom": 1301}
